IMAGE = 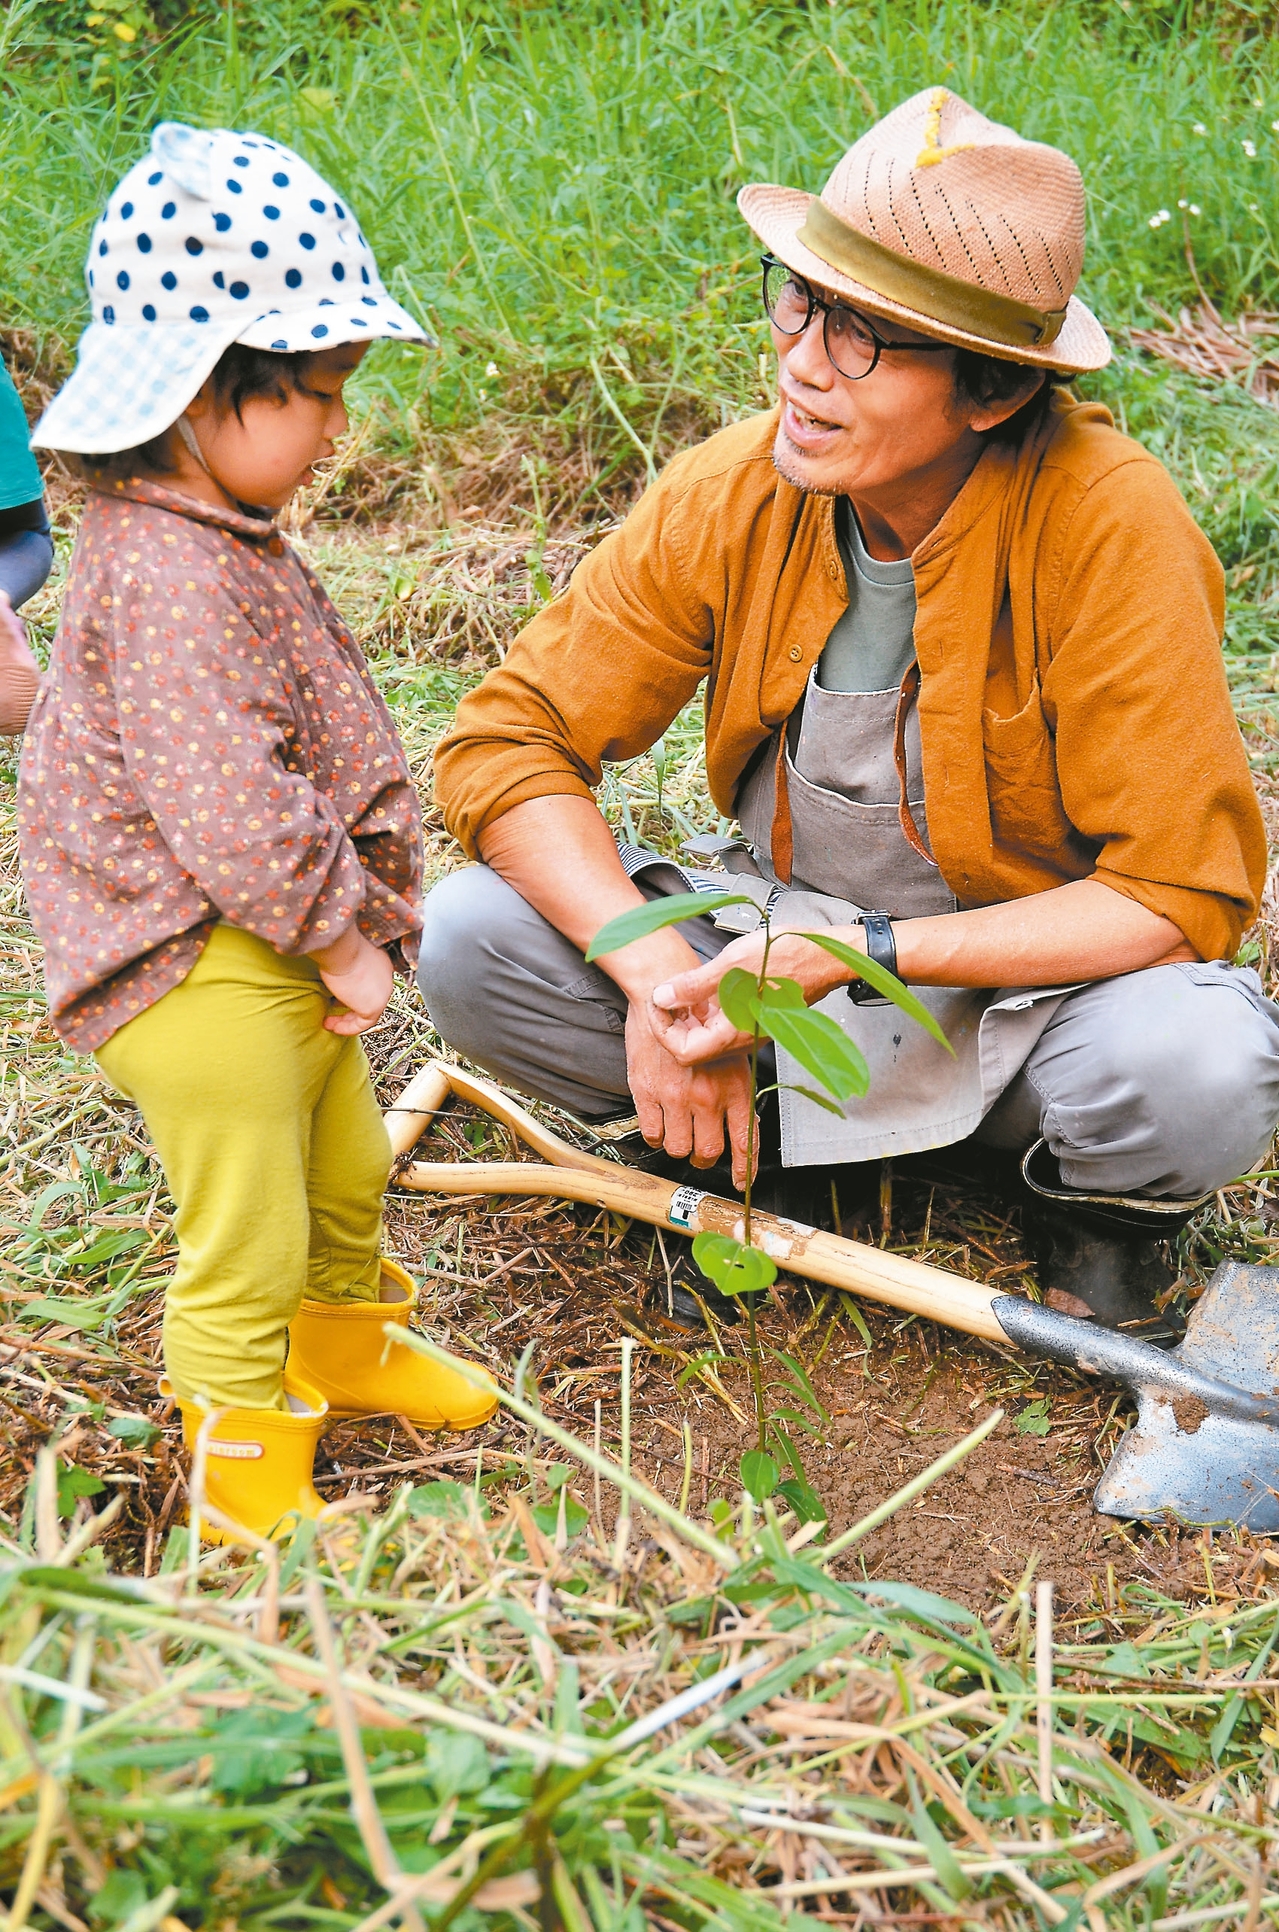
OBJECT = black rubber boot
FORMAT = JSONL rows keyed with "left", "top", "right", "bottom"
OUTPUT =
{"left": 1020, "top": 1140, "right": 1209, "bottom": 1348}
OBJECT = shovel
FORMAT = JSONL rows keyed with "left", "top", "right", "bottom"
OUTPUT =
{"left": 386, "top": 1061, "right": 1279, "bottom": 1532}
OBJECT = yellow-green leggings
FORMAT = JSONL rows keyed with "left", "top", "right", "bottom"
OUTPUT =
{"left": 95, "top": 924, "right": 390, "bottom": 1411}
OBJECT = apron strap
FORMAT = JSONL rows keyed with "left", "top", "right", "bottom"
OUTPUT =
{"left": 770, "top": 724, "right": 794, "bottom": 885}
{"left": 894, "top": 662, "right": 939, "bottom": 869}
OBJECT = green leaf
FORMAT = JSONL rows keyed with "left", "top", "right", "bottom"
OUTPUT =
{"left": 839, "top": 1576, "right": 981, "bottom": 1627}
{"left": 56, "top": 1464, "right": 106, "bottom": 1519}
{"left": 425, "top": 1728, "right": 492, "bottom": 1802}
{"left": 676, "top": 1350, "right": 721, "bottom": 1390}
{"left": 716, "top": 965, "right": 761, "bottom": 1033}
{"left": 772, "top": 1407, "right": 824, "bottom": 1436}
{"left": 781, "top": 1082, "right": 848, "bottom": 1117}
{"left": 67, "top": 1227, "right": 147, "bottom": 1269}
{"left": 973, "top": 1792, "right": 1067, "bottom": 1821}
{"left": 585, "top": 893, "right": 752, "bottom": 961}
{"left": 106, "top": 1414, "right": 159, "bottom": 1449}
{"left": 777, "top": 1476, "right": 828, "bottom": 1525}
{"left": 769, "top": 1349, "right": 831, "bottom": 1425}
{"left": 692, "top": 1231, "right": 777, "bottom": 1296}
{"left": 1015, "top": 1398, "right": 1051, "bottom": 1436}
{"left": 21, "top": 1297, "right": 108, "bottom": 1333}
{"left": 910, "top": 1789, "right": 972, "bottom": 1902}
{"left": 1123, "top": 1790, "right": 1168, "bottom": 1915}
{"left": 532, "top": 1492, "right": 590, "bottom": 1538}
{"left": 1210, "top": 1611, "right": 1279, "bottom": 1761}
{"left": 409, "top": 1480, "right": 469, "bottom": 1520}
{"left": 666, "top": 1595, "right": 713, "bottom": 1626}
{"left": 767, "top": 1420, "right": 806, "bottom": 1478}
{"left": 208, "top": 1706, "right": 313, "bottom": 1797}
{"left": 88, "top": 1868, "right": 148, "bottom": 1927}
{"left": 739, "top": 1450, "right": 778, "bottom": 1501}
{"left": 756, "top": 985, "right": 869, "bottom": 1100}
{"left": 799, "top": 933, "right": 955, "bottom": 1052}
{"left": 839, "top": 1293, "right": 875, "bottom": 1349}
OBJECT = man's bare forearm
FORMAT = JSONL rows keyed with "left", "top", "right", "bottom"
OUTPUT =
{"left": 476, "top": 795, "right": 702, "bottom": 999}
{"left": 651, "top": 877, "right": 1198, "bottom": 1066}
{"left": 891, "top": 878, "right": 1196, "bottom": 987}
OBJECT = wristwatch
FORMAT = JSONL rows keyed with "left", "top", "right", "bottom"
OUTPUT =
{"left": 846, "top": 910, "right": 897, "bottom": 1005}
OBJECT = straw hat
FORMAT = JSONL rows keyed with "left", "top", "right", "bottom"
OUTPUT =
{"left": 33, "top": 122, "right": 430, "bottom": 455}
{"left": 738, "top": 86, "right": 1109, "bottom": 375}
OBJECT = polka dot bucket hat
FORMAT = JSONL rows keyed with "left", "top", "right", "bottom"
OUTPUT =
{"left": 32, "top": 121, "right": 430, "bottom": 455}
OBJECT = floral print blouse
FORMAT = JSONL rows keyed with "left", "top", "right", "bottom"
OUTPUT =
{"left": 18, "top": 478, "right": 422, "bottom": 1052}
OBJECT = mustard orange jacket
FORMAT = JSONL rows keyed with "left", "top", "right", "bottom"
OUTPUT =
{"left": 435, "top": 397, "right": 1264, "bottom": 962}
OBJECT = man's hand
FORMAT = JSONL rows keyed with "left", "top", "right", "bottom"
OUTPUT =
{"left": 651, "top": 927, "right": 859, "bottom": 1066}
{"left": 478, "top": 798, "right": 767, "bottom": 1179}
{"left": 308, "top": 925, "right": 394, "bottom": 1035}
{"left": 626, "top": 996, "right": 758, "bottom": 1187}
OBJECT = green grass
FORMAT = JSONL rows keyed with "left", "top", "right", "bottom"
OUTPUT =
{"left": 3, "top": 0, "right": 1279, "bottom": 485}
{"left": 6, "top": 0, "right": 1279, "bottom": 639}
{"left": 3, "top": 7, "right": 1279, "bottom": 1923}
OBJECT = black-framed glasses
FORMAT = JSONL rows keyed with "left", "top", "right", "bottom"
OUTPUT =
{"left": 761, "top": 254, "right": 953, "bottom": 382}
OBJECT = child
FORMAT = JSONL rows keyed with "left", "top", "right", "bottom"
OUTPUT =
{"left": 19, "top": 122, "right": 494, "bottom": 1541}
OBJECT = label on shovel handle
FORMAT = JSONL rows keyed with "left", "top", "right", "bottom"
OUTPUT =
{"left": 667, "top": 1186, "right": 707, "bottom": 1229}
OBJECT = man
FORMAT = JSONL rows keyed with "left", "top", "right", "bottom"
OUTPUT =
{"left": 420, "top": 87, "right": 1279, "bottom": 1338}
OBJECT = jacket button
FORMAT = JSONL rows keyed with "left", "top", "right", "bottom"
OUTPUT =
{"left": 788, "top": 645, "right": 802, "bottom": 662}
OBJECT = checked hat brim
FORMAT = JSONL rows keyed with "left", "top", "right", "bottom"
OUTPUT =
{"left": 33, "top": 291, "right": 427, "bottom": 455}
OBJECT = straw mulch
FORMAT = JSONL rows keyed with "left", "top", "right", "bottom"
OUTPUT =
{"left": 2, "top": 1378, "right": 1279, "bottom": 1931}
{"left": 2, "top": 410, "right": 1279, "bottom": 1925}
{"left": 1130, "top": 302, "right": 1279, "bottom": 409}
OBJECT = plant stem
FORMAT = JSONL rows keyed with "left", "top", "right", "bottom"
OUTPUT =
{"left": 743, "top": 916, "right": 772, "bottom": 1454}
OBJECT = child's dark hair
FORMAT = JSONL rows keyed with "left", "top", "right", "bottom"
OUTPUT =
{"left": 71, "top": 343, "right": 326, "bottom": 479}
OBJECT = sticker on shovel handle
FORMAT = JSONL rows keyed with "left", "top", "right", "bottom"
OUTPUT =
{"left": 667, "top": 1186, "right": 706, "bottom": 1229}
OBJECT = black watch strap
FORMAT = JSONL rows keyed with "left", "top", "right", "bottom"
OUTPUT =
{"left": 846, "top": 910, "right": 897, "bottom": 1004}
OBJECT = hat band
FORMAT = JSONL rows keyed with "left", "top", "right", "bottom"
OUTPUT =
{"left": 796, "top": 199, "right": 1068, "bottom": 350}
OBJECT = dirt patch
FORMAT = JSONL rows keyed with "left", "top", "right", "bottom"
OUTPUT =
{"left": 1170, "top": 1391, "right": 1211, "bottom": 1436}
{"left": 372, "top": 1145, "right": 1277, "bottom": 1620}
{"left": 0, "top": 1082, "right": 1248, "bottom": 1613}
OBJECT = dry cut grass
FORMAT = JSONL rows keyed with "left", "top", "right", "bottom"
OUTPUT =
{"left": 1, "top": 382, "right": 1279, "bottom": 1927}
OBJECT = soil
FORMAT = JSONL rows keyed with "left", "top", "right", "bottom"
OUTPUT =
{"left": 1169, "top": 1392, "right": 1211, "bottom": 1436}
{"left": 8, "top": 1106, "right": 1267, "bottom": 1616}
{"left": 368, "top": 1136, "right": 1277, "bottom": 1622}
{"left": 2, "top": 451, "right": 1275, "bottom": 1620}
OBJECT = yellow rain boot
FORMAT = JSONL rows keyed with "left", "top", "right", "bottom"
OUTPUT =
{"left": 167, "top": 1374, "right": 329, "bottom": 1545}
{"left": 286, "top": 1259, "right": 498, "bottom": 1430}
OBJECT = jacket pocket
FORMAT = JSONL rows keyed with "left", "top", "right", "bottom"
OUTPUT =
{"left": 982, "top": 684, "right": 1080, "bottom": 868}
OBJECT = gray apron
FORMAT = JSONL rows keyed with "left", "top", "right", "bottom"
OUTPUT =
{"left": 686, "top": 668, "right": 1072, "bottom": 1166}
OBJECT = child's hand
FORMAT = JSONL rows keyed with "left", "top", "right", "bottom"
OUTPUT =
{"left": 0, "top": 591, "right": 39, "bottom": 737}
{"left": 308, "top": 926, "right": 394, "bottom": 1034}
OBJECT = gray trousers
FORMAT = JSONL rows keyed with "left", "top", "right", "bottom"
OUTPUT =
{"left": 417, "top": 864, "right": 1279, "bottom": 1200}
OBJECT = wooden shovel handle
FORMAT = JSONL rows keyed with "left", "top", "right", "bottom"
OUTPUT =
{"left": 385, "top": 1062, "right": 1010, "bottom": 1347}
{"left": 386, "top": 1059, "right": 621, "bottom": 1171}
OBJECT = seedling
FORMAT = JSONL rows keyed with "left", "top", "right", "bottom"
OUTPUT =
{"left": 588, "top": 891, "right": 949, "bottom": 1516}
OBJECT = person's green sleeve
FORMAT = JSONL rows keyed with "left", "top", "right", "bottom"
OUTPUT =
{"left": 0, "top": 358, "right": 43, "bottom": 512}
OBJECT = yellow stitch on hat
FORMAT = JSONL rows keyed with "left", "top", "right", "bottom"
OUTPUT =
{"left": 916, "top": 86, "right": 976, "bottom": 169}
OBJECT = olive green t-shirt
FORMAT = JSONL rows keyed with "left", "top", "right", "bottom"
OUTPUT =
{"left": 817, "top": 498, "right": 916, "bottom": 694}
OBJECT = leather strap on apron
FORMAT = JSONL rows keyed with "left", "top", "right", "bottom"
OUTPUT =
{"left": 771, "top": 662, "right": 935, "bottom": 884}
{"left": 893, "top": 663, "right": 938, "bottom": 869}
{"left": 770, "top": 726, "right": 794, "bottom": 885}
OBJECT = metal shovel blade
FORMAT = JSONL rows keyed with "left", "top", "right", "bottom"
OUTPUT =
{"left": 995, "top": 1262, "right": 1279, "bottom": 1530}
